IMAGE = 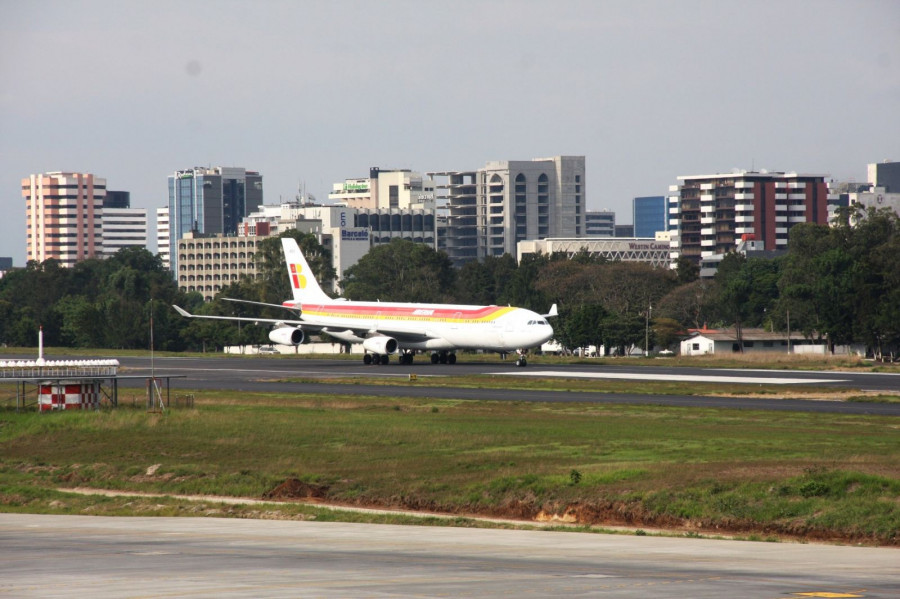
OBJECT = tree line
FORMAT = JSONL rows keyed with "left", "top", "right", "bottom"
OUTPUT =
{"left": 1, "top": 207, "right": 897, "bottom": 356}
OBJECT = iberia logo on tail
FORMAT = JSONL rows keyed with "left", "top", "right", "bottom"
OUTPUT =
{"left": 289, "top": 264, "right": 306, "bottom": 289}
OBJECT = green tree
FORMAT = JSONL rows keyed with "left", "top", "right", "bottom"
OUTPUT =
{"left": 454, "top": 254, "right": 517, "bottom": 305}
{"left": 342, "top": 239, "right": 455, "bottom": 302}
{"left": 652, "top": 317, "right": 683, "bottom": 350}
{"left": 714, "top": 253, "right": 752, "bottom": 351}
{"left": 500, "top": 253, "right": 550, "bottom": 311}
{"left": 57, "top": 296, "right": 105, "bottom": 347}
{"left": 599, "top": 313, "right": 645, "bottom": 356}
{"left": 655, "top": 278, "right": 718, "bottom": 330}
{"left": 557, "top": 302, "right": 608, "bottom": 352}
{"left": 673, "top": 255, "right": 699, "bottom": 285}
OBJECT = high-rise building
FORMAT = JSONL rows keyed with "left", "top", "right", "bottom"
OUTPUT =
{"left": 432, "top": 156, "right": 585, "bottom": 266}
{"left": 584, "top": 210, "right": 615, "bottom": 237}
{"left": 868, "top": 160, "right": 900, "bottom": 193}
{"left": 848, "top": 160, "right": 900, "bottom": 218}
{"left": 328, "top": 168, "right": 436, "bottom": 211}
{"left": 23, "top": 172, "right": 106, "bottom": 267}
{"left": 632, "top": 196, "right": 667, "bottom": 238}
{"left": 614, "top": 224, "right": 635, "bottom": 238}
{"left": 176, "top": 232, "right": 267, "bottom": 301}
{"left": 156, "top": 207, "right": 170, "bottom": 268}
{"left": 102, "top": 191, "right": 148, "bottom": 257}
{"left": 668, "top": 171, "right": 832, "bottom": 264}
{"left": 166, "top": 167, "right": 263, "bottom": 273}
{"left": 104, "top": 190, "right": 131, "bottom": 209}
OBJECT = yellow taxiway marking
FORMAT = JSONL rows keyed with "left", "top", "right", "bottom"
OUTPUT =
{"left": 791, "top": 592, "right": 865, "bottom": 598}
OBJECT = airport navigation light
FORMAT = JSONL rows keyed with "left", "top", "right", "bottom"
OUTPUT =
{"left": 36, "top": 325, "right": 45, "bottom": 366}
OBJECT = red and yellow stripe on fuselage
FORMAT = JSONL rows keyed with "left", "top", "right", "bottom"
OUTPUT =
{"left": 283, "top": 302, "right": 516, "bottom": 324}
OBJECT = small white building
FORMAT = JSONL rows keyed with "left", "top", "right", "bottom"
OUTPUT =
{"left": 680, "top": 328, "right": 827, "bottom": 356}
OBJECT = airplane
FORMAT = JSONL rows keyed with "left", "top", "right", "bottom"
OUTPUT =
{"left": 173, "top": 237, "right": 557, "bottom": 367}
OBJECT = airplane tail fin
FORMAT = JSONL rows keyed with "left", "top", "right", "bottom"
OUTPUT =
{"left": 282, "top": 237, "right": 331, "bottom": 304}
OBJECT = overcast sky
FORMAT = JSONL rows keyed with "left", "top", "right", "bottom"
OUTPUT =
{"left": 2, "top": 0, "right": 898, "bottom": 265}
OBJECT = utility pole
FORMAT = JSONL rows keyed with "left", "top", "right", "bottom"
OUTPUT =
{"left": 645, "top": 301, "right": 652, "bottom": 357}
{"left": 786, "top": 308, "right": 791, "bottom": 354}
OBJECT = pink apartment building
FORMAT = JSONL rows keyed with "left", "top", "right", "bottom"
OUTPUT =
{"left": 23, "top": 172, "right": 105, "bottom": 267}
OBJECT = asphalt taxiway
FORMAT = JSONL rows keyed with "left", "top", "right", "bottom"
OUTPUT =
{"left": 113, "top": 355, "right": 900, "bottom": 416}
{"left": 2, "top": 514, "right": 897, "bottom": 598}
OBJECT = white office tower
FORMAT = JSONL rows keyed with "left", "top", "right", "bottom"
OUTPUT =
{"left": 156, "top": 207, "right": 170, "bottom": 269}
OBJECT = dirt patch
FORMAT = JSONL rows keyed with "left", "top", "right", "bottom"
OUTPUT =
{"left": 263, "top": 478, "right": 328, "bottom": 500}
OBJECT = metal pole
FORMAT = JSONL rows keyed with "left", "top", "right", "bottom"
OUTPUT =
{"left": 787, "top": 309, "right": 791, "bottom": 354}
{"left": 645, "top": 301, "right": 652, "bottom": 357}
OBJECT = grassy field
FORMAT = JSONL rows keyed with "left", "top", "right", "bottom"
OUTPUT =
{"left": 2, "top": 388, "right": 898, "bottom": 545}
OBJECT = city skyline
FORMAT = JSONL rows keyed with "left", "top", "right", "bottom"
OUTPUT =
{"left": 2, "top": 0, "right": 898, "bottom": 265}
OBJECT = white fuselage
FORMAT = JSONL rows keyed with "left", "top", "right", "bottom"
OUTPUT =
{"left": 287, "top": 300, "right": 554, "bottom": 353}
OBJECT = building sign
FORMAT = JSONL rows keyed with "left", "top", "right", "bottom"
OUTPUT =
{"left": 343, "top": 182, "right": 369, "bottom": 192}
{"left": 341, "top": 228, "right": 370, "bottom": 242}
{"left": 628, "top": 242, "right": 669, "bottom": 250}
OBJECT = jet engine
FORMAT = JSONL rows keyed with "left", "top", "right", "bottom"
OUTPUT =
{"left": 268, "top": 326, "right": 305, "bottom": 346}
{"left": 362, "top": 336, "right": 398, "bottom": 355}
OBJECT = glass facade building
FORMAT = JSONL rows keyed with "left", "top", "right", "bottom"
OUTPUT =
{"left": 633, "top": 196, "right": 667, "bottom": 238}
{"left": 167, "top": 167, "right": 262, "bottom": 273}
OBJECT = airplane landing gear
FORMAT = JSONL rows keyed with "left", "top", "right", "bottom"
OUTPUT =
{"left": 515, "top": 349, "right": 528, "bottom": 367}
{"left": 363, "top": 353, "right": 391, "bottom": 365}
{"left": 430, "top": 351, "right": 457, "bottom": 365}
{"left": 399, "top": 351, "right": 415, "bottom": 365}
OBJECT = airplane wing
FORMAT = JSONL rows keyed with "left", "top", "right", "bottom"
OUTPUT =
{"left": 222, "top": 297, "right": 301, "bottom": 314}
{"left": 172, "top": 304, "right": 309, "bottom": 328}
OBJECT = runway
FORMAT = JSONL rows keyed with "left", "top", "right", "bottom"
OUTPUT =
{"left": 114, "top": 355, "right": 900, "bottom": 416}
{"left": 2, "top": 514, "right": 897, "bottom": 598}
